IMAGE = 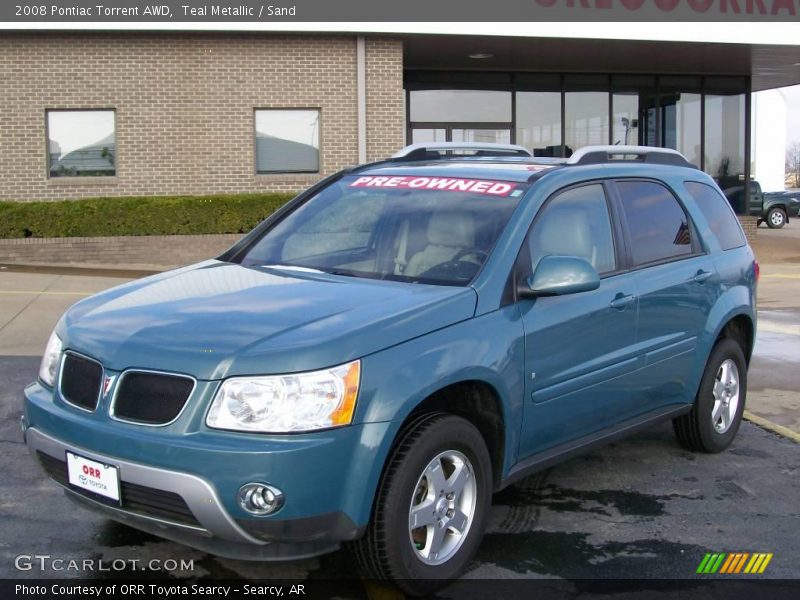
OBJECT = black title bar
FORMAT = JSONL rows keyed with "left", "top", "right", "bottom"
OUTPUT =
{"left": 3, "top": 0, "right": 800, "bottom": 23}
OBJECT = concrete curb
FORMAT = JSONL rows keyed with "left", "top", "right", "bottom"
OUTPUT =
{"left": 744, "top": 410, "right": 800, "bottom": 443}
{"left": 0, "top": 234, "right": 239, "bottom": 268}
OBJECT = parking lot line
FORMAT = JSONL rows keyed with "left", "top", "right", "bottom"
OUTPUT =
{"left": 761, "top": 273, "right": 800, "bottom": 280}
{"left": 0, "top": 290, "right": 91, "bottom": 296}
{"left": 744, "top": 410, "right": 800, "bottom": 443}
{"left": 758, "top": 320, "right": 800, "bottom": 336}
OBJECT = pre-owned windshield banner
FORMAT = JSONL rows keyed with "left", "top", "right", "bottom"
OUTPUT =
{"left": 3, "top": 0, "right": 799, "bottom": 23}
{"left": 349, "top": 176, "right": 518, "bottom": 196}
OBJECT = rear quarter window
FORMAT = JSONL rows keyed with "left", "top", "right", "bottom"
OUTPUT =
{"left": 684, "top": 181, "right": 746, "bottom": 251}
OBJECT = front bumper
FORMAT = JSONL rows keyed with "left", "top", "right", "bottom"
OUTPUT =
{"left": 23, "top": 381, "right": 391, "bottom": 560}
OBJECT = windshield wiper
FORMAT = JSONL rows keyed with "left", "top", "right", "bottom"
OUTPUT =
{"left": 258, "top": 264, "right": 326, "bottom": 274}
{"left": 321, "top": 269, "right": 367, "bottom": 279}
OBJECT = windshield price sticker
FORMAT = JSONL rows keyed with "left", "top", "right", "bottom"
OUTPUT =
{"left": 350, "top": 176, "right": 517, "bottom": 196}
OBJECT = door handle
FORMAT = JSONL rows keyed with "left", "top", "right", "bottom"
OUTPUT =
{"left": 610, "top": 293, "right": 636, "bottom": 310}
{"left": 692, "top": 270, "right": 713, "bottom": 284}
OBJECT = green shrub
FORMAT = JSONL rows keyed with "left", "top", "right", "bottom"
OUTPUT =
{"left": 0, "top": 193, "right": 296, "bottom": 238}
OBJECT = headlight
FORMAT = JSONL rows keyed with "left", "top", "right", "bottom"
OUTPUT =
{"left": 39, "top": 330, "right": 63, "bottom": 388}
{"left": 206, "top": 360, "right": 360, "bottom": 433}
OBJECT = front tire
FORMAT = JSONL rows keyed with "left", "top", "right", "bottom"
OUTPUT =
{"left": 350, "top": 414, "right": 492, "bottom": 595}
{"left": 673, "top": 338, "right": 747, "bottom": 453}
{"left": 767, "top": 207, "right": 787, "bottom": 228}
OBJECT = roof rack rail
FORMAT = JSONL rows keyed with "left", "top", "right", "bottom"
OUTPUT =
{"left": 392, "top": 142, "right": 532, "bottom": 161}
{"left": 567, "top": 145, "right": 696, "bottom": 168}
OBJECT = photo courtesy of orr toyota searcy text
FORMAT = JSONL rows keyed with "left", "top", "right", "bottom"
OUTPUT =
{"left": 14, "top": 584, "right": 298, "bottom": 597}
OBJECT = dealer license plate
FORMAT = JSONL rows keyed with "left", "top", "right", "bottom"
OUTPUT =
{"left": 66, "top": 451, "right": 121, "bottom": 503}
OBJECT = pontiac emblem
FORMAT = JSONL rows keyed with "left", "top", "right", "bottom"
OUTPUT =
{"left": 102, "top": 375, "right": 116, "bottom": 399}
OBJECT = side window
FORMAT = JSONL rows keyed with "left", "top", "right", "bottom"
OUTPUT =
{"left": 684, "top": 181, "right": 746, "bottom": 251}
{"left": 527, "top": 183, "right": 616, "bottom": 275}
{"left": 616, "top": 181, "right": 693, "bottom": 266}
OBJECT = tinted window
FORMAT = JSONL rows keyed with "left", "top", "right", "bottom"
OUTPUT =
{"left": 528, "top": 184, "right": 616, "bottom": 275}
{"left": 684, "top": 181, "right": 746, "bottom": 251}
{"left": 617, "top": 181, "right": 693, "bottom": 266}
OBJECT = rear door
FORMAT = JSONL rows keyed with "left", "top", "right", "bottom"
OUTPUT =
{"left": 517, "top": 182, "right": 641, "bottom": 457}
{"left": 611, "top": 179, "right": 720, "bottom": 411}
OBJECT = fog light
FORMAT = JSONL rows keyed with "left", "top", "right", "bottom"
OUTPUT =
{"left": 238, "top": 483, "right": 285, "bottom": 516}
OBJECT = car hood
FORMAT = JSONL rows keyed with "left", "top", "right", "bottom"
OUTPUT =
{"left": 61, "top": 260, "right": 477, "bottom": 380}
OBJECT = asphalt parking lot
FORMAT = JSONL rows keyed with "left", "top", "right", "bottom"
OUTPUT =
{"left": 0, "top": 227, "right": 798, "bottom": 594}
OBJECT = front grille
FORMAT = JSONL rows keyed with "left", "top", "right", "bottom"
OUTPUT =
{"left": 60, "top": 353, "right": 103, "bottom": 411}
{"left": 36, "top": 451, "right": 201, "bottom": 527}
{"left": 112, "top": 371, "right": 194, "bottom": 425}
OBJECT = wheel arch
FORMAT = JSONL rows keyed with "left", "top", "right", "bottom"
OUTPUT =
{"left": 691, "top": 286, "right": 755, "bottom": 405}
{"left": 713, "top": 312, "right": 755, "bottom": 366}
{"left": 399, "top": 380, "right": 507, "bottom": 490}
{"left": 767, "top": 204, "right": 789, "bottom": 223}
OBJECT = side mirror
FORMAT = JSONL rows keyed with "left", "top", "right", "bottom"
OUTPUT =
{"left": 518, "top": 255, "right": 601, "bottom": 299}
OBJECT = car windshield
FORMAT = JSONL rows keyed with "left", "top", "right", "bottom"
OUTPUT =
{"left": 237, "top": 174, "right": 528, "bottom": 286}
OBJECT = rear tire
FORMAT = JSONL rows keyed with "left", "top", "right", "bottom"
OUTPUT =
{"left": 673, "top": 338, "right": 747, "bottom": 453}
{"left": 349, "top": 413, "right": 492, "bottom": 596}
{"left": 767, "top": 207, "right": 787, "bottom": 229}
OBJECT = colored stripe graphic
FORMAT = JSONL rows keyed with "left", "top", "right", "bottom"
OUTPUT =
{"left": 733, "top": 553, "right": 750, "bottom": 573}
{"left": 744, "top": 553, "right": 774, "bottom": 574}
{"left": 710, "top": 554, "right": 726, "bottom": 573}
{"left": 698, "top": 553, "right": 728, "bottom": 574}
{"left": 720, "top": 554, "right": 737, "bottom": 574}
{"left": 720, "top": 553, "right": 749, "bottom": 574}
{"left": 696, "top": 554, "right": 713, "bottom": 574}
{"left": 699, "top": 552, "right": 773, "bottom": 575}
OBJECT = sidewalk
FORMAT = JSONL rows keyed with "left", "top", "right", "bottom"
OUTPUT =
{"left": 746, "top": 226, "right": 800, "bottom": 441}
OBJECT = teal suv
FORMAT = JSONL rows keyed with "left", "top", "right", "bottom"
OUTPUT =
{"left": 23, "top": 144, "right": 758, "bottom": 593}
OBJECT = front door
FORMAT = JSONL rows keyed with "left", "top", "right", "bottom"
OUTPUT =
{"left": 516, "top": 182, "right": 641, "bottom": 458}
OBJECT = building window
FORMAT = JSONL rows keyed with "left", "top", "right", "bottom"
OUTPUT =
{"left": 662, "top": 93, "right": 702, "bottom": 166}
{"left": 255, "top": 109, "right": 320, "bottom": 174}
{"left": 47, "top": 110, "right": 116, "bottom": 177}
{"left": 565, "top": 92, "right": 609, "bottom": 155}
{"left": 516, "top": 92, "right": 562, "bottom": 157}
{"left": 704, "top": 93, "right": 746, "bottom": 213}
{"left": 409, "top": 90, "right": 511, "bottom": 123}
{"left": 612, "top": 93, "right": 639, "bottom": 146}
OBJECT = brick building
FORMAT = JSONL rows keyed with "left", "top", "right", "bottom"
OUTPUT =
{"left": 2, "top": 27, "right": 800, "bottom": 231}
{"left": 0, "top": 33, "right": 403, "bottom": 201}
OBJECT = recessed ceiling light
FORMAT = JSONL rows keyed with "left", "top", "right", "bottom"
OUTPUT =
{"left": 794, "top": 62, "right": 800, "bottom": 67}
{"left": 468, "top": 53, "right": 494, "bottom": 60}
